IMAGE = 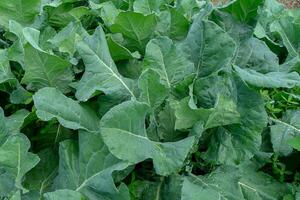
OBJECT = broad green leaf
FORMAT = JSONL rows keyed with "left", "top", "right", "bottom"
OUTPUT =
{"left": 24, "top": 149, "right": 58, "bottom": 197}
{"left": 287, "top": 136, "right": 300, "bottom": 151}
{"left": 0, "top": 0, "right": 41, "bottom": 29}
{"left": 143, "top": 37, "right": 195, "bottom": 87}
{"left": 110, "top": 11, "right": 157, "bottom": 51}
{"left": 44, "top": 3, "right": 88, "bottom": 28}
{"left": 138, "top": 69, "right": 168, "bottom": 109}
{"left": 76, "top": 26, "right": 136, "bottom": 101}
{"left": 49, "top": 22, "right": 87, "bottom": 56}
{"left": 0, "top": 50, "right": 16, "bottom": 85}
{"left": 0, "top": 134, "right": 40, "bottom": 194}
{"left": 234, "top": 65, "right": 300, "bottom": 88}
{"left": 172, "top": 95, "right": 240, "bottom": 130}
{"left": 221, "top": 0, "right": 263, "bottom": 24}
{"left": 156, "top": 9, "right": 190, "bottom": 40}
{"left": 90, "top": 1, "right": 120, "bottom": 27}
{"left": 204, "top": 78, "right": 268, "bottom": 165}
{"left": 184, "top": 18, "right": 236, "bottom": 77}
{"left": 0, "top": 108, "right": 29, "bottom": 144}
{"left": 21, "top": 41, "right": 73, "bottom": 93}
{"left": 129, "top": 176, "right": 182, "bottom": 200}
{"left": 107, "top": 34, "right": 140, "bottom": 61}
{"left": 133, "top": 0, "right": 163, "bottom": 14}
{"left": 182, "top": 164, "right": 290, "bottom": 200}
{"left": 33, "top": 87, "right": 100, "bottom": 132}
{"left": 270, "top": 16, "right": 300, "bottom": 57}
{"left": 175, "top": 0, "right": 202, "bottom": 20}
{"left": 100, "top": 100, "right": 198, "bottom": 175}
{"left": 44, "top": 189, "right": 85, "bottom": 200}
{"left": 270, "top": 110, "right": 300, "bottom": 156}
{"left": 53, "top": 131, "right": 130, "bottom": 200}
{"left": 157, "top": 102, "right": 185, "bottom": 142}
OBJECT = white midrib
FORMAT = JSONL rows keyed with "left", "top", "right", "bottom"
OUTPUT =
{"left": 94, "top": 51, "right": 136, "bottom": 99}
{"left": 17, "top": 143, "right": 21, "bottom": 181}
{"left": 157, "top": 47, "right": 171, "bottom": 88}
{"left": 269, "top": 117, "right": 300, "bottom": 133}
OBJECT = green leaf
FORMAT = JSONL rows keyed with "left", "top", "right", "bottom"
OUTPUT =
{"left": 76, "top": 26, "right": 136, "bottom": 101}
{"left": 107, "top": 34, "right": 140, "bottom": 61}
{"left": 49, "top": 22, "right": 87, "bottom": 56}
{"left": 0, "top": 50, "right": 16, "bottom": 85}
{"left": 133, "top": 0, "right": 163, "bottom": 14}
{"left": 100, "top": 100, "right": 198, "bottom": 175}
{"left": 287, "top": 136, "right": 300, "bottom": 151}
{"left": 270, "top": 110, "right": 300, "bottom": 156}
{"left": 138, "top": 69, "right": 168, "bottom": 109}
{"left": 172, "top": 94, "right": 240, "bottom": 130}
{"left": 110, "top": 11, "right": 157, "bottom": 51}
{"left": 0, "top": 108, "right": 29, "bottom": 143}
{"left": 44, "top": 189, "right": 85, "bottom": 200}
{"left": 0, "top": 134, "right": 40, "bottom": 193}
{"left": 24, "top": 149, "right": 58, "bottom": 197}
{"left": 182, "top": 164, "right": 290, "bottom": 200}
{"left": 270, "top": 16, "right": 300, "bottom": 57}
{"left": 203, "top": 76, "right": 268, "bottom": 165}
{"left": 234, "top": 65, "right": 300, "bottom": 88}
{"left": 143, "top": 37, "right": 195, "bottom": 87}
{"left": 156, "top": 8, "right": 190, "bottom": 40}
{"left": 53, "top": 131, "right": 130, "bottom": 200}
{"left": 221, "top": 0, "right": 263, "bottom": 24}
{"left": 33, "top": 87, "right": 100, "bottom": 132}
{"left": 0, "top": 0, "right": 41, "bottom": 29}
{"left": 184, "top": 18, "right": 236, "bottom": 77}
{"left": 21, "top": 29, "right": 74, "bottom": 92}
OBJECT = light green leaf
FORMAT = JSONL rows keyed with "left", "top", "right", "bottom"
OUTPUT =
{"left": 0, "top": 50, "right": 16, "bottom": 84}
{"left": 133, "top": 0, "right": 163, "bottom": 14}
{"left": 49, "top": 22, "right": 87, "bottom": 56}
{"left": 21, "top": 40, "right": 73, "bottom": 93}
{"left": 0, "top": 134, "right": 40, "bottom": 192}
{"left": 107, "top": 34, "right": 140, "bottom": 61}
{"left": 138, "top": 69, "right": 168, "bottom": 109}
{"left": 53, "top": 131, "right": 130, "bottom": 200}
{"left": 270, "top": 110, "right": 300, "bottom": 156}
{"left": 143, "top": 37, "right": 195, "bottom": 87}
{"left": 110, "top": 11, "right": 157, "bottom": 51}
{"left": 234, "top": 65, "right": 300, "bottom": 88}
{"left": 172, "top": 95, "right": 240, "bottom": 130}
{"left": 44, "top": 189, "right": 85, "bottom": 200}
{"left": 156, "top": 9, "right": 189, "bottom": 40}
{"left": 184, "top": 18, "right": 236, "bottom": 77}
{"left": 33, "top": 87, "right": 100, "bottom": 133}
{"left": 270, "top": 16, "right": 300, "bottom": 57}
{"left": 182, "top": 164, "right": 290, "bottom": 200}
{"left": 24, "top": 149, "right": 58, "bottom": 197}
{"left": 100, "top": 100, "right": 198, "bottom": 175}
{"left": 0, "top": 0, "right": 41, "bottom": 29}
{"left": 90, "top": 1, "right": 120, "bottom": 27}
{"left": 0, "top": 108, "right": 29, "bottom": 144}
{"left": 287, "top": 136, "right": 300, "bottom": 151}
{"left": 76, "top": 26, "right": 136, "bottom": 101}
{"left": 204, "top": 78, "right": 268, "bottom": 165}
{"left": 221, "top": 0, "right": 263, "bottom": 24}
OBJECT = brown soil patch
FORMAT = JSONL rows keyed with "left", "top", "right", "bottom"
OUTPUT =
{"left": 211, "top": 0, "right": 300, "bottom": 8}
{"left": 279, "top": 0, "right": 300, "bottom": 8}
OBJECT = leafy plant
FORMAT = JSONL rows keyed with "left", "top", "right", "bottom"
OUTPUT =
{"left": 1, "top": 0, "right": 300, "bottom": 199}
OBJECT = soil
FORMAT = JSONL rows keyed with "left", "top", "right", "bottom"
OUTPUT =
{"left": 211, "top": 0, "right": 300, "bottom": 8}
{"left": 279, "top": 0, "right": 300, "bottom": 8}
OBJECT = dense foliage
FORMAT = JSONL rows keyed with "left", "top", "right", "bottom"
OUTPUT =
{"left": 1, "top": 0, "right": 300, "bottom": 199}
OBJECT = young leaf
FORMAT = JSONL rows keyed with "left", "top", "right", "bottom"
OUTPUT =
{"left": 76, "top": 26, "right": 136, "bottom": 101}
{"left": 33, "top": 87, "right": 100, "bottom": 133}
{"left": 100, "top": 100, "right": 198, "bottom": 175}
